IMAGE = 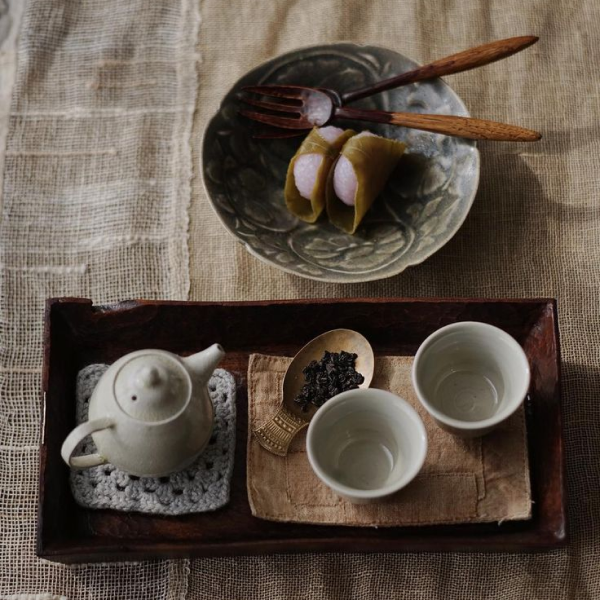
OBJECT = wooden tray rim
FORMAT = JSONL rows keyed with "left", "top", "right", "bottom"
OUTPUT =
{"left": 37, "top": 296, "right": 567, "bottom": 562}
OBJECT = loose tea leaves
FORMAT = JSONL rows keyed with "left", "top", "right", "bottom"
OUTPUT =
{"left": 293, "top": 350, "right": 364, "bottom": 412}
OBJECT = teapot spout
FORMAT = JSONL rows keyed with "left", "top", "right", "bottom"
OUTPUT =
{"left": 183, "top": 343, "right": 225, "bottom": 384}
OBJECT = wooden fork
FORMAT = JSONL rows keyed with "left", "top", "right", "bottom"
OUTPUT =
{"left": 240, "top": 92, "right": 541, "bottom": 141}
{"left": 240, "top": 36, "right": 541, "bottom": 141}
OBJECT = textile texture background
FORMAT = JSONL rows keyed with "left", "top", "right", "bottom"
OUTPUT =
{"left": 1, "top": 0, "right": 599, "bottom": 598}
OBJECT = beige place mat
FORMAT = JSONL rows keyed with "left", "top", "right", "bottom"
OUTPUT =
{"left": 247, "top": 353, "right": 531, "bottom": 527}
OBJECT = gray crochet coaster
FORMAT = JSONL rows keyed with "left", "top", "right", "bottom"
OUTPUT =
{"left": 70, "top": 364, "right": 236, "bottom": 515}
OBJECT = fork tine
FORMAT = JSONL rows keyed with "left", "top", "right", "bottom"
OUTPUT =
{"left": 242, "top": 85, "right": 306, "bottom": 100}
{"left": 238, "top": 109, "right": 310, "bottom": 130}
{"left": 240, "top": 96, "right": 301, "bottom": 115}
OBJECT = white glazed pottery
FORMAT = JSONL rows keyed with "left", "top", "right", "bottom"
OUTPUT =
{"left": 412, "top": 322, "right": 530, "bottom": 437}
{"left": 306, "top": 388, "right": 427, "bottom": 504}
{"left": 61, "top": 344, "right": 225, "bottom": 477}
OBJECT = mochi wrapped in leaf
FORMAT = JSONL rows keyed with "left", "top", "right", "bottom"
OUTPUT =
{"left": 327, "top": 131, "right": 406, "bottom": 234}
{"left": 284, "top": 126, "right": 355, "bottom": 223}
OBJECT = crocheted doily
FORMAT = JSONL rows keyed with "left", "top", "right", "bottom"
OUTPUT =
{"left": 69, "top": 364, "right": 236, "bottom": 515}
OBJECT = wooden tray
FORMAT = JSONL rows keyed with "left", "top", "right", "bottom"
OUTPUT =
{"left": 38, "top": 298, "right": 566, "bottom": 563}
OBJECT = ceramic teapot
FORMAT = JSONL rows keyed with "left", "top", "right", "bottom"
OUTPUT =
{"left": 61, "top": 344, "right": 225, "bottom": 477}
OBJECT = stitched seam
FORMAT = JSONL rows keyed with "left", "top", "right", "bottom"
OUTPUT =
{"left": 519, "top": 407, "right": 532, "bottom": 508}
{"left": 261, "top": 473, "right": 480, "bottom": 525}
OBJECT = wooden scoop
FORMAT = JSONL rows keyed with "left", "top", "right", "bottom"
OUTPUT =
{"left": 253, "top": 329, "right": 374, "bottom": 457}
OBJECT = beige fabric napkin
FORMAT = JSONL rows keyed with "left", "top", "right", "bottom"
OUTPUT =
{"left": 247, "top": 353, "right": 531, "bottom": 526}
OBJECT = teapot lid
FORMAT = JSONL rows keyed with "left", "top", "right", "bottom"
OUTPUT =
{"left": 113, "top": 353, "right": 190, "bottom": 422}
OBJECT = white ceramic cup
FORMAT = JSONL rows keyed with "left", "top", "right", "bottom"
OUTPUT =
{"left": 412, "top": 322, "right": 531, "bottom": 437}
{"left": 306, "top": 388, "right": 427, "bottom": 504}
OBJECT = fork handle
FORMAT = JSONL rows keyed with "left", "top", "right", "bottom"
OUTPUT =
{"left": 342, "top": 36, "right": 538, "bottom": 104}
{"left": 335, "top": 106, "right": 541, "bottom": 141}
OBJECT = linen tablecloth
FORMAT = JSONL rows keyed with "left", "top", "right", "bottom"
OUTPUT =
{"left": 1, "top": 0, "right": 598, "bottom": 598}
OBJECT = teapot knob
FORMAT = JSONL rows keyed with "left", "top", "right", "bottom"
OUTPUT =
{"left": 137, "top": 366, "right": 162, "bottom": 388}
{"left": 114, "top": 354, "right": 190, "bottom": 422}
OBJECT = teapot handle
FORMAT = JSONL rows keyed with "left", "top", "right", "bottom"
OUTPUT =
{"left": 61, "top": 417, "right": 114, "bottom": 469}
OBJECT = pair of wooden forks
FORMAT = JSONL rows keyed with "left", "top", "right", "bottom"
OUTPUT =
{"left": 240, "top": 36, "right": 541, "bottom": 142}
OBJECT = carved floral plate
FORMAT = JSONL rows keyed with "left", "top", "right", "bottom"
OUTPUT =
{"left": 202, "top": 43, "right": 480, "bottom": 283}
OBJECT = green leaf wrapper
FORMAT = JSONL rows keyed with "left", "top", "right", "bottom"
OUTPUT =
{"left": 284, "top": 127, "right": 356, "bottom": 223}
{"left": 326, "top": 135, "right": 406, "bottom": 234}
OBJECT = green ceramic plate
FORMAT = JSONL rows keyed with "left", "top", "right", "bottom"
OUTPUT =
{"left": 202, "top": 43, "right": 480, "bottom": 283}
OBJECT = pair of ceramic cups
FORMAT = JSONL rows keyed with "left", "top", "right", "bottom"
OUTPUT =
{"left": 306, "top": 322, "right": 531, "bottom": 504}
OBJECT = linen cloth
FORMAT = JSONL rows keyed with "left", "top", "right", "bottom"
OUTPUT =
{"left": 1, "top": 0, "right": 599, "bottom": 598}
{"left": 247, "top": 354, "right": 531, "bottom": 526}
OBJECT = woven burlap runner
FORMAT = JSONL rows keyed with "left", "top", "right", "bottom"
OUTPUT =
{"left": 1, "top": 0, "right": 599, "bottom": 598}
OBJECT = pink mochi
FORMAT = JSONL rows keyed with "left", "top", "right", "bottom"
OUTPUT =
{"left": 333, "top": 131, "right": 376, "bottom": 206}
{"left": 293, "top": 126, "right": 344, "bottom": 200}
